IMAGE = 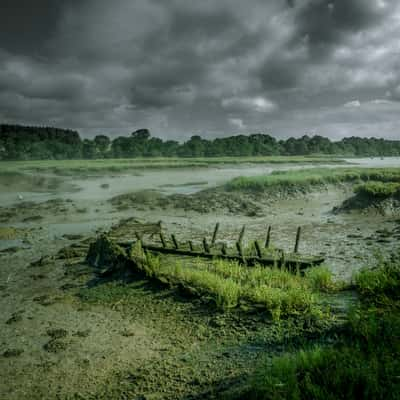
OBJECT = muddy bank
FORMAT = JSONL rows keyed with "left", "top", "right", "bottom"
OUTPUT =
{"left": 0, "top": 198, "right": 83, "bottom": 224}
{"left": 110, "top": 188, "right": 264, "bottom": 216}
{"left": 2, "top": 177, "right": 399, "bottom": 282}
{"left": 0, "top": 233, "right": 346, "bottom": 400}
{"left": 2, "top": 163, "right": 400, "bottom": 399}
{"left": 108, "top": 181, "right": 334, "bottom": 217}
{"left": 335, "top": 191, "right": 400, "bottom": 216}
{"left": 0, "top": 171, "right": 78, "bottom": 194}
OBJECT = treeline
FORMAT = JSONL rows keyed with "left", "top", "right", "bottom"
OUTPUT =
{"left": 1, "top": 124, "right": 400, "bottom": 160}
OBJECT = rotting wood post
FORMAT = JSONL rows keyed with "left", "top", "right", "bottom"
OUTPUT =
{"left": 238, "top": 225, "right": 246, "bottom": 244}
{"left": 236, "top": 241, "right": 243, "bottom": 257}
{"left": 280, "top": 250, "right": 285, "bottom": 268}
{"left": 221, "top": 242, "right": 227, "bottom": 256}
{"left": 254, "top": 241, "right": 262, "bottom": 258}
{"left": 294, "top": 227, "right": 301, "bottom": 253}
{"left": 203, "top": 237, "right": 210, "bottom": 253}
{"left": 171, "top": 234, "right": 179, "bottom": 249}
{"left": 188, "top": 240, "right": 194, "bottom": 252}
{"left": 117, "top": 241, "right": 325, "bottom": 268}
{"left": 265, "top": 226, "right": 272, "bottom": 248}
{"left": 135, "top": 232, "right": 143, "bottom": 242}
{"left": 211, "top": 222, "right": 220, "bottom": 246}
{"left": 159, "top": 232, "right": 167, "bottom": 248}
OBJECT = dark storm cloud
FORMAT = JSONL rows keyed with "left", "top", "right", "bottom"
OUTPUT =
{"left": 0, "top": 0, "right": 79, "bottom": 56}
{"left": 291, "top": 0, "right": 390, "bottom": 57}
{"left": 0, "top": 0, "right": 399, "bottom": 139}
{"left": 258, "top": 0, "right": 397, "bottom": 91}
{"left": 0, "top": 57, "right": 86, "bottom": 101}
{"left": 259, "top": 53, "right": 304, "bottom": 90}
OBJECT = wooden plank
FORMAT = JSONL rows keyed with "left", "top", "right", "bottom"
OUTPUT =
{"left": 130, "top": 243, "right": 323, "bottom": 269}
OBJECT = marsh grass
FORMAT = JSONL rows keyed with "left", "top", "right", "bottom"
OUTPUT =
{"left": 225, "top": 167, "right": 400, "bottom": 193}
{"left": 245, "top": 310, "right": 400, "bottom": 400}
{"left": 354, "top": 181, "right": 400, "bottom": 199}
{"left": 305, "top": 266, "right": 340, "bottom": 292}
{"left": 355, "top": 257, "right": 400, "bottom": 308}
{"left": 248, "top": 316, "right": 400, "bottom": 400}
{"left": 238, "top": 256, "right": 400, "bottom": 400}
{"left": 129, "top": 243, "right": 335, "bottom": 318}
{"left": 0, "top": 156, "right": 346, "bottom": 176}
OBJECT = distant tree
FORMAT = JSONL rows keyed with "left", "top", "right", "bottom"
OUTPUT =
{"left": 1, "top": 124, "right": 400, "bottom": 160}
{"left": 94, "top": 135, "right": 111, "bottom": 157}
{"left": 82, "top": 139, "right": 97, "bottom": 159}
{"left": 111, "top": 136, "right": 130, "bottom": 158}
{"left": 178, "top": 135, "right": 208, "bottom": 157}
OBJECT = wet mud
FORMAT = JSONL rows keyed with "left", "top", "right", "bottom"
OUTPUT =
{"left": 1, "top": 161, "right": 400, "bottom": 399}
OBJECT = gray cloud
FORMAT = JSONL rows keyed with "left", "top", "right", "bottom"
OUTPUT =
{"left": 0, "top": 0, "right": 399, "bottom": 139}
{"left": 292, "top": 0, "right": 389, "bottom": 56}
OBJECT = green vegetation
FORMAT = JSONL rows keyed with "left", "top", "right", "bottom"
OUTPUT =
{"left": 2, "top": 123, "right": 400, "bottom": 160}
{"left": 226, "top": 167, "right": 400, "bottom": 193}
{"left": 129, "top": 243, "right": 336, "bottom": 319}
{"left": 245, "top": 312, "right": 400, "bottom": 400}
{"left": 235, "top": 256, "right": 400, "bottom": 400}
{"left": 354, "top": 181, "right": 400, "bottom": 199}
{"left": 0, "top": 156, "right": 346, "bottom": 177}
{"left": 355, "top": 257, "right": 400, "bottom": 308}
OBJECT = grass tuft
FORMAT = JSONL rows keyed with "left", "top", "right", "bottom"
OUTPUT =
{"left": 354, "top": 181, "right": 400, "bottom": 199}
{"left": 225, "top": 167, "right": 400, "bottom": 193}
{"left": 236, "top": 255, "right": 400, "bottom": 400}
{"left": 128, "top": 245, "right": 335, "bottom": 318}
{"left": 355, "top": 257, "right": 400, "bottom": 307}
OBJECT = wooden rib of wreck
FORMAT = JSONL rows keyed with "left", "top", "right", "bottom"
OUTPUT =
{"left": 89, "top": 222, "right": 324, "bottom": 273}
{"left": 118, "top": 241, "right": 324, "bottom": 270}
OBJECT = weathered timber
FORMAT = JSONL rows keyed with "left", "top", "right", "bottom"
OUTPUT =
{"left": 221, "top": 242, "right": 227, "bottom": 256}
{"left": 236, "top": 241, "right": 243, "bottom": 257}
{"left": 135, "top": 232, "right": 143, "bottom": 241}
{"left": 171, "top": 234, "right": 179, "bottom": 249}
{"left": 280, "top": 250, "right": 285, "bottom": 267}
{"left": 294, "top": 227, "right": 301, "bottom": 253}
{"left": 203, "top": 237, "right": 211, "bottom": 253}
{"left": 265, "top": 226, "right": 271, "bottom": 248}
{"left": 159, "top": 232, "right": 167, "bottom": 248}
{"left": 211, "top": 223, "right": 220, "bottom": 246}
{"left": 109, "top": 222, "right": 324, "bottom": 271}
{"left": 238, "top": 225, "right": 246, "bottom": 244}
{"left": 119, "top": 242, "right": 324, "bottom": 269}
{"left": 188, "top": 240, "right": 194, "bottom": 251}
{"left": 254, "top": 241, "right": 262, "bottom": 258}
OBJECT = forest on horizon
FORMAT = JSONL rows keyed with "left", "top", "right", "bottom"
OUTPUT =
{"left": 1, "top": 124, "right": 400, "bottom": 160}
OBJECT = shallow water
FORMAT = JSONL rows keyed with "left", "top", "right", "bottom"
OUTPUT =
{"left": 1, "top": 157, "right": 400, "bottom": 277}
{"left": 2, "top": 157, "right": 400, "bottom": 207}
{"left": 344, "top": 156, "right": 400, "bottom": 168}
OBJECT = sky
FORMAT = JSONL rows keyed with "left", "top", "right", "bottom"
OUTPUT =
{"left": 0, "top": 0, "right": 400, "bottom": 140}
